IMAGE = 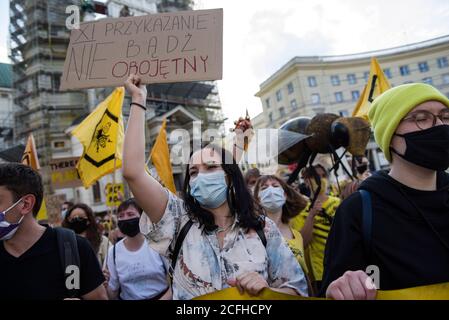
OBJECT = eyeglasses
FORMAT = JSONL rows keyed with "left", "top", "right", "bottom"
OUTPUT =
{"left": 402, "top": 109, "right": 449, "bottom": 130}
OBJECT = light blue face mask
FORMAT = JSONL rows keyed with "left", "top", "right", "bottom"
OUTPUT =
{"left": 189, "top": 170, "right": 228, "bottom": 209}
{"left": 259, "top": 186, "right": 286, "bottom": 212}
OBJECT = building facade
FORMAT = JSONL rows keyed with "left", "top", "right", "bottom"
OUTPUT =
{"left": 10, "top": 0, "right": 88, "bottom": 194}
{"left": 8, "top": 0, "right": 223, "bottom": 220}
{"left": 255, "top": 35, "right": 449, "bottom": 130}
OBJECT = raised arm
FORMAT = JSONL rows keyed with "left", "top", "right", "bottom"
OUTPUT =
{"left": 123, "top": 75, "right": 168, "bottom": 223}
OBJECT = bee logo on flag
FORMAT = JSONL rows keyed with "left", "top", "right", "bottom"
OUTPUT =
{"left": 84, "top": 110, "right": 119, "bottom": 168}
{"left": 94, "top": 122, "right": 112, "bottom": 153}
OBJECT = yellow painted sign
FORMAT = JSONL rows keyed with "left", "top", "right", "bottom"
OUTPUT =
{"left": 105, "top": 183, "right": 124, "bottom": 207}
{"left": 50, "top": 157, "right": 82, "bottom": 189}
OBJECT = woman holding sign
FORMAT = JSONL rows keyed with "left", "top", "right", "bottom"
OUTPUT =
{"left": 122, "top": 74, "right": 308, "bottom": 300}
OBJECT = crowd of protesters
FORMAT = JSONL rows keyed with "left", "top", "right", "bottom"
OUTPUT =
{"left": 1, "top": 75, "right": 449, "bottom": 300}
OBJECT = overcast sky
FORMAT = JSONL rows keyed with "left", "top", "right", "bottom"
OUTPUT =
{"left": 2, "top": 0, "right": 449, "bottom": 129}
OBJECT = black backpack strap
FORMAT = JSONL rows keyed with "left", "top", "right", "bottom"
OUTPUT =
{"left": 55, "top": 227, "right": 81, "bottom": 298}
{"left": 113, "top": 243, "right": 117, "bottom": 266}
{"left": 359, "top": 190, "right": 373, "bottom": 259}
{"left": 256, "top": 228, "right": 267, "bottom": 247}
{"left": 170, "top": 219, "right": 194, "bottom": 275}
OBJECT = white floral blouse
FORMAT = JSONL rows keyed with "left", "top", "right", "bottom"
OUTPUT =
{"left": 139, "top": 189, "right": 308, "bottom": 300}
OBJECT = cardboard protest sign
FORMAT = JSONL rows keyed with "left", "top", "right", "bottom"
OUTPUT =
{"left": 60, "top": 8, "right": 223, "bottom": 90}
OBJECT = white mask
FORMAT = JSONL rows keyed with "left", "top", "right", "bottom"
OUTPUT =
{"left": 259, "top": 186, "right": 286, "bottom": 212}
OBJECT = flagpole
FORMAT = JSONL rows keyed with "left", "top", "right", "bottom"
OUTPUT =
{"left": 111, "top": 90, "right": 121, "bottom": 218}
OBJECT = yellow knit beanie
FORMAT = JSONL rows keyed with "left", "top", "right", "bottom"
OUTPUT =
{"left": 368, "top": 83, "right": 449, "bottom": 162}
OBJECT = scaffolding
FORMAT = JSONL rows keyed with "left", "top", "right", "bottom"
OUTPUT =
{"left": 10, "top": 0, "right": 87, "bottom": 193}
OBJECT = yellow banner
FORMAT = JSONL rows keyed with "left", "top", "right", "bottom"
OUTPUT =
{"left": 194, "top": 283, "right": 449, "bottom": 300}
{"left": 377, "top": 282, "right": 449, "bottom": 300}
{"left": 194, "top": 288, "right": 313, "bottom": 300}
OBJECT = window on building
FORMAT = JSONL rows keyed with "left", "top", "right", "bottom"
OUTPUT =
{"left": 331, "top": 75, "right": 340, "bottom": 86}
{"left": 418, "top": 61, "right": 429, "bottom": 73}
{"left": 53, "top": 141, "right": 65, "bottom": 148}
{"left": 287, "top": 82, "right": 294, "bottom": 94}
{"left": 290, "top": 99, "right": 298, "bottom": 110}
{"left": 311, "top": 93, "right": 320, "bottom": 105}
{"left": 347, "top": 74, "right": 357, "bottom": 85}
{"left": 313, "top": 107, "right": 325, "bottom": 114}
{"left": 383, "top": 68, "right": 392, "bottom": 79}
{"left": 268, "top": 112, "right": 273, "bottom": 123}
{"left": 443, "top": 74, "right": 449, "bottom": 85}
{"left": 308, "top": 76, "right": 317, "bottom": 87}
{"left": 364, "top": 71, "right": 370, "bottom": 82}
{"left": 276, "top": 90, "right": 282, "bottom": 102}
{"left": 279, "top": 107, "right": 286, "bottom": 118}
{"left": 339, "top": 110, "right": 349, "bottom": 117}
{"left": 265, "top": 98, "right": 271, "bottom": 109}
{"left": 1, "top": 93, "right": 8, "bottom": 98}
{"left": 400, "top": 65, "right": 410, "bottom": 76}
{"left": 53, "top": 74, "right": 61, "bottom": 90}
{"left": 351, "top": 90, "right": 360, "bottom": 101}
{"left": 92, "top": 181, "right": 102, "bottom": 203}
{"left": 422, "top": 77, "right": 433, "bottom": 85}
{"left": 335, "top": 92, "right": 344, "bottom": 103}
{"left": 437, "top": 57, "right": 448, "bottom": 69}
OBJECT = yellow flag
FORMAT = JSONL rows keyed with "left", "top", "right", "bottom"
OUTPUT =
{"left": 71, "top": 87, "right": 125, "bottom": 188}
{"left": 22, "top": 134, "right": 40, "bottom": 170}
{"left": 149, "top": 119, "right": 176, "bottom": 194}
{"left": 21, "top": 134, "right": 48, "bottom": 221}
{"left": 352, "top": 57, "right": 391, "bottom": 120}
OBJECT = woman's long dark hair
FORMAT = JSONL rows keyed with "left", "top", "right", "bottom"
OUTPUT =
{"left": 254, "top": 175, "right": 308, "bottom": 224}
{"left": 182, "top": 144, "right": 265, "bottom": 233}
{"left": 62, "top": 203, "right": 102, "bottom": 254}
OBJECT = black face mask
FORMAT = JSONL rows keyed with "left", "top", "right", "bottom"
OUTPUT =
{"left": 118, "top": 218, "right": 140, "bottom": 237}
{"left": 357, "top": 164, "right": 368, "bottom": 175}
{"left": 68, "top": 217, "right": 89, "bottom": 234}
{"left": 392, "top": 125, "right": 449, "bottom": 171}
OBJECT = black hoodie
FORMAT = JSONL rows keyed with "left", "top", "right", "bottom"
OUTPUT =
{"left": 320, "top": 170, "right": 449, "bottom": 294}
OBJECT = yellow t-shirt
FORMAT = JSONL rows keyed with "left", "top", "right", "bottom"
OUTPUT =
{"left": 290, "top": 196, "right": 341, "bottom": 281}
{"left": 286, "top": 228, "right": 309, "bottom": 275}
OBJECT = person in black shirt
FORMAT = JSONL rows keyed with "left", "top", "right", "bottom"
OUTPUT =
{"left": 322, "top": 83, "right": 449, "bottom": 299}
{"left": 0, "top": 163, "right": 107, "bottom": 300}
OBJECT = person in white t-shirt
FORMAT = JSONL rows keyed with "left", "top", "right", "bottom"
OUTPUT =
{"left": 103, "top": 198, "right": 171, "bottom": 300}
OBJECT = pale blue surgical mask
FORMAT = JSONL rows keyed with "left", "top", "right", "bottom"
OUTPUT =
{"left": 259, "top": 186, "right": 286, "bottom": 212}
{"left": 0, "top": 197, "right": 24, "bottom": 241}
{"left": 189, "top": 171, "right": 228, "bottom": 209}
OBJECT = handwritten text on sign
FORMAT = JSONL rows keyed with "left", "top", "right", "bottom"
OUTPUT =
{"left": 60, "top": 9, "right": 223, "bottom": 90}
